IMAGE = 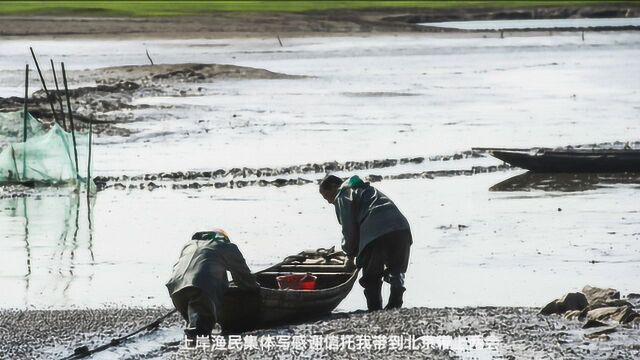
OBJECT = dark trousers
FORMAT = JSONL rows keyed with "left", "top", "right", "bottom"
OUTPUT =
{"left": 171, "top": 287, "right": 216, "bottom": 337}
{"left": 358, "top": 229, "right": 412, "bottom": 291}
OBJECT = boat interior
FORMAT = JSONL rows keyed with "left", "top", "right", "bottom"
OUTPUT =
{"left": 256, "top": 264, "right": 355, "bottom": 290}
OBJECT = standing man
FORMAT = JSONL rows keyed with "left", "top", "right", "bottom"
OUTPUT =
{"left": 319, "top": 175, "right": 412, "bottom": 311}
{"left": 166, "top": 229, "right": 259, "bottom": 339}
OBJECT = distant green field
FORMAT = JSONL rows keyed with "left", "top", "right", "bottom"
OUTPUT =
{"left": 0, "top": 1, "right": 635, "bottom": 17}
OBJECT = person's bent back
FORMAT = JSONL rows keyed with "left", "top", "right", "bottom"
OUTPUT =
{"left": 319, "top": 175, "right": 412, "bottom": 311}
{"left": 166, "top": 229, "right": 258, "bottom": 339}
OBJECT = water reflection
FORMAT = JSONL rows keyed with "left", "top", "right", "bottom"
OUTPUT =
{"left": 490, "top": 171, "right": 640, "bottom": 192}
{"left": 0, "top": 189, "right": 95, "bottom": 307}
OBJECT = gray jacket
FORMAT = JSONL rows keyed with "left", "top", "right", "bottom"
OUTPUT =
{"left": 334, "top": 176, "right": 411, "bottom": 258}
{"left": 166, "top": 237, "right": 258, "bottom": 319}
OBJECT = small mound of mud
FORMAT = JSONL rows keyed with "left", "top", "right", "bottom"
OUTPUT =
{"left": 83, "top": 63, "right": 304, "bottom": 84}
{"left": 342, "top": 91, "right": 421, "bottom": 97}
{"left": 0, "top": 63, "right": 304, "bottom": 136}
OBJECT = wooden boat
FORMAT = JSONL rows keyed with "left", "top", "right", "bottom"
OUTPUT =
{"left": 479, "top": 147, "right": 640, "bottom": 172}
{"left": 218, "top": 247, "right": 358, "bottom": 333}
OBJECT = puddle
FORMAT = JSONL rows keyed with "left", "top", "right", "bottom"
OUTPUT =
{"left": 420, "top": 17, "right": 640, "bottom": 30}
{"left": 490, "top": 171, "right": 640, "bottom": 192}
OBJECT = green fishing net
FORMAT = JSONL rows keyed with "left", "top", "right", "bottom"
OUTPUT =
{"left": 0, "top": 111, "right": 91, "bottom": 185}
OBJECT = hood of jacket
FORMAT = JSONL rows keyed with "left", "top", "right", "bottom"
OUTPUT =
{"left": 335, "top": 175, "right": 368, "bottom": 200}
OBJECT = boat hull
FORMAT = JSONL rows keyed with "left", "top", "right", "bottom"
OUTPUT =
{"left": 218, "top": 251, "right": 358, "bottom": 333}
{"left": 490, "top": 150, "right": 640, "bottom": 172}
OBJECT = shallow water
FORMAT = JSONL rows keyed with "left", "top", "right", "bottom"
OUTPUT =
{"left": 0, "top": 32, "right": 639, "bottom": 312}
{"left": 420, "top": 17, "right": 640, "bottom": 30}
{"left": 1, "top": 170, "right": 639, "bottom": 310}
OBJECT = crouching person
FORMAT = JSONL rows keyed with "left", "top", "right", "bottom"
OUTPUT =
{"left": 166, "top": 229, "right": 259, "bottom": 339}
{"left": 319, "top": 175, "right": 412, "bottom": 311}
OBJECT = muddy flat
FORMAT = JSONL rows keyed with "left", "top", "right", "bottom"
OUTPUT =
{"left": 2, "top": 306, "right": 639, "bottom": 359}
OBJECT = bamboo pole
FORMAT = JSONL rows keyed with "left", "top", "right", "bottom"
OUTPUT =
{"left": 50, "top": 59, "right": 67, "bottom": 130}
{"left": 145, "top": 48, "right": 154, "bottom": 65}
{"left": 23, "top": 64, "right": 28, "bottom": 179}
{"left": 23, "top": 64, "right": 28, "bottom": 142}
{"left": 10, "top": 145, "right": 20, "bottom": 182}
{"left": 29, "top": 47, "right": 59, "bottom": 124}
{"left": 61, "top": 62, "right": 79, "bottom": 175}
{"left": 87, "top": 111, "right": 92, "bottom": 195}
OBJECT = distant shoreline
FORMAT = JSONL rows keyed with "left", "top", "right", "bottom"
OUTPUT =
{"left": 1, "top": 4, "right": 639, "bottom": 38}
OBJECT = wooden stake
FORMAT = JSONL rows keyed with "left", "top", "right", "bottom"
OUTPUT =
{"left": 29, "top": 47, "right": 59, "bottom": 124}
{"left": 23, "top": 64, "right": 28, "bottom": 179}
{"left": 23, "top": 64, "right": 28, "bottom": 142}
{"left": 10, "top": 145, "right": 20, "bottom": 182}
{"left": 50, "top": 59, "right": 67, "bottom": 130}
{"left": 87, "top": 110, "right": 92, "bottom": 195}
{"left": 145, "top": 48, "right": 154, "bottom": 65}
{"left": 61, "top": 62, "right": 79, "bottom": 175}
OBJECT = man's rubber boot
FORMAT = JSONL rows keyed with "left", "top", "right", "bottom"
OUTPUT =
{"left": 364, "top": 285, "right": 383, "bottom": 312}
{"left": 384, "top": 287, "right": 405, "bottom": 310}
{"left": 184, "top": 328, "right": 197, "bottom": 347}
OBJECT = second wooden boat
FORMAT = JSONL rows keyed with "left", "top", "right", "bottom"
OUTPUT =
{"left": 481, "top": 147, "right": 640, "bottom": 172}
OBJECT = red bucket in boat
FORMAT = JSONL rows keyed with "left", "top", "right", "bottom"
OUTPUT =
{"left": 276, "top": 273, "right": 317, "bottom": 290}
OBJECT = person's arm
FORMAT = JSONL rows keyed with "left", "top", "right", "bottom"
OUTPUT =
{"left": 336, "top": 190, "right": 359, "bottom": 257}
{"left": 224, "top": 243, "right": 259, "bottom": 290}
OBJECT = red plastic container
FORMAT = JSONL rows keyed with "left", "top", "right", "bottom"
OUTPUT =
{"left": 276, "top": 273, "right": 317, "bottom": 290}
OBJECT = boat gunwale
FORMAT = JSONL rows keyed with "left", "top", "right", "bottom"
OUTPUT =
{"left": 487, "top": 149, "right": 640, "bottom": 156}
{"left": 257, "top": 269, "right": 358, "bottom": 295}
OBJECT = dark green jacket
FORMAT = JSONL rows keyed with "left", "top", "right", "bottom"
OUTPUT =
{"left": 333, "top": 176, "right": 411, "bottom": 258}
{"left": 166, "top": 236, "right": 258, "bottom": 319}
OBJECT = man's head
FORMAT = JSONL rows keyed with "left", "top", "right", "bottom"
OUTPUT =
{"left": 319, "top": 175, "right": 343, "bottom": 204}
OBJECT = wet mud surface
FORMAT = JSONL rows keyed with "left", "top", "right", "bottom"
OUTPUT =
{"left": 90, "top": 151, "right": 510, "bottom": 192}
{"left": 2, "top": 306, "right": 639, "bottom": 359}
{"left": 0, "top": 63, "right": 300, "bottom": 139}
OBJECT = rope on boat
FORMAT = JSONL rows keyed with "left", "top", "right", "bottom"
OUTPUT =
{"left": 281, "top": 246, "right": 344, "bottom": 265}
{"left": 60, "top": 309, "right": 178, "bottom": 360}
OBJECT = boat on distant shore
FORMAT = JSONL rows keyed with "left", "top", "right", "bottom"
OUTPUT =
{"left": 477, "top": 147, "right": 640, "bottom": 173}
{"left": 218, "top": 247, "right": 358, "bottom": 333}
